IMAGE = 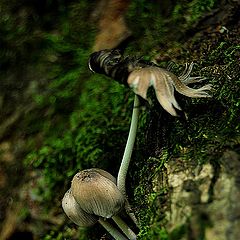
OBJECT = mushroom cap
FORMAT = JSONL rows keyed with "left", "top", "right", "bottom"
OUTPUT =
{"left": 91, "top": 168, "right": 116, "bottom": 184}
{"left": 62, "top": 189, "right": 98, "bottom": 227}
{"left": 71, "top": 169, "right": 125, "bottom": 218}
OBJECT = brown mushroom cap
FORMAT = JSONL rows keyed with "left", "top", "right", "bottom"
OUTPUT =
{"left": 62, "top": 189, "right": 98, "bottom": 227}
{"left": 71, "top": 169, "right": 125, "bottom": 218}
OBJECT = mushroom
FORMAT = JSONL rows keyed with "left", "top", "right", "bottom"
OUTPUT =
{"left": 88, "top": 49, "right": 212, "bottom": 226}
{"left": 65, "top": 168, "right": 137, "bottom": 240}
{"left": 88, "top": 49, "right": 212, "bottom": 116}
{"left": 62, "top": 188, "right": 128, "bottom": 239}
{"left": 127, "top": 64, "right": 212, "bottom": 116}
{"left": 71, "top": 168, "right": 125, "bottom": 218}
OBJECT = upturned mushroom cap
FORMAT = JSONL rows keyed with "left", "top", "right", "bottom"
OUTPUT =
{"left": 62, "top": 189, "right": 98, "bottom": 227}
{"left": 71, "top": 169, "right": 125, "bottom": 218}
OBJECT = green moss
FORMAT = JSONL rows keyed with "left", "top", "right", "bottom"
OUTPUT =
{"left": 172, "top": 0, "right": 217, "bottom": 27}
{"left": 131, "top": 152, "right": 169, "bottom": 239}
{"left": 126, "top": 0, "right": 167, "bottom": 55}
{"left": 26, "top": 74, "right": 134, "bottom": 202}
{"left": 124, "top": 3, "right": 239, "bottom": 238}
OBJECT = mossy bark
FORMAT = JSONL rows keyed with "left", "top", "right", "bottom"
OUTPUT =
{"left": 132, "top": 29, "right": 239, "bottom": 240}
{"left": 0, "top": 1, "right": 239, "bottom": 239}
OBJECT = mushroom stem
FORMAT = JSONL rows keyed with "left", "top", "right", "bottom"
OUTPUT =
{"left": 117, "top": 94, "right": 140, "bottom": 195}
{"left": 98, "top": 217, "right": 128, "bottom": 240}
{"left": 117, "top": 94, "right": 140, "bottom": 226}
{"left": 112, "top": 215, "right": 137, "bottom": 240}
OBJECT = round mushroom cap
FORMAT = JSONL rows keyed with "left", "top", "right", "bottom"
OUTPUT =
{"left": 71, "top": 169, "right": 125, "bottom": 218}
{"left": 62, "top": 189, "right": 98, "bottom": 227}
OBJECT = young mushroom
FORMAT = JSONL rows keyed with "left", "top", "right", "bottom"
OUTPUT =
{"left": 62, "top": 188, "right": 128, "bottom": 239}
{"left": 71, "top": 168, "right": 125, "bottom": 218}
{"left": 63, "top": 168, "right": 137, "bottom": 240}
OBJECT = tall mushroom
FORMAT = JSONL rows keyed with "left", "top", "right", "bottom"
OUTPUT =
{"left": 88, "top": 49, "right": 212, "bottom": 226}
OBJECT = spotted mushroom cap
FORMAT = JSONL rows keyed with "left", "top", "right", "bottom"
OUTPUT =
{"left": 62, "top": 189, "right": 98, "bottom": 227}
{"left": 71, "top": 168, "right": 125, "bottom": 218}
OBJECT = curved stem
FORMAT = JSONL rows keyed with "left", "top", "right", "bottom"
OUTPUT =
{"left": 112, "top": 215, "right": 137, "bottom": 240}
{"left": 98, "top": 217, "right": 128, "bottom": 240}
{"left": 117, "top": 95, "right": 140, "bottom": 195}
{"left": 117, "top": 95, "right": 140, "bottom": 226}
